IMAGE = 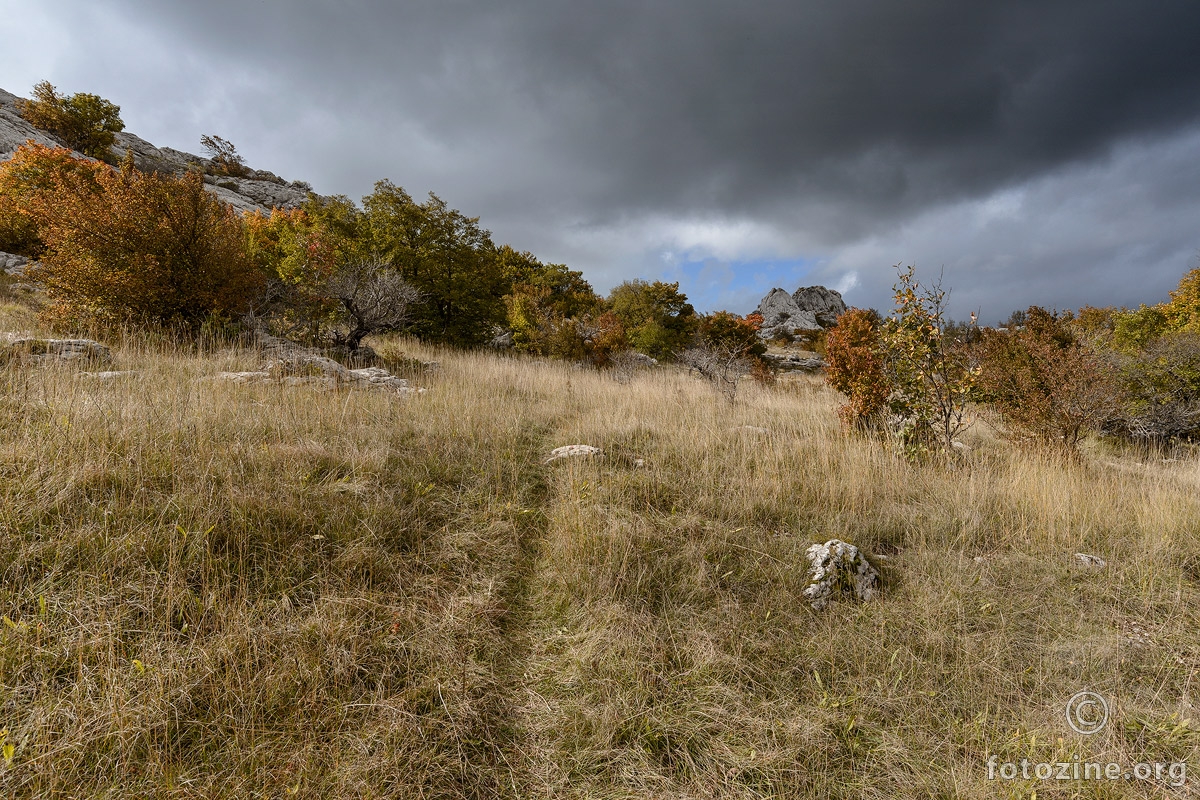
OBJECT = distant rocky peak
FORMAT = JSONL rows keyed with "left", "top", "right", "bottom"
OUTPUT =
{"left": 753, "top": 284, "right": 847, "bottom": 340}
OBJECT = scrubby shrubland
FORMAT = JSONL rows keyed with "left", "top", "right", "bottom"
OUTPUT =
{"left": 824, "top": 264, "right": 1200, "bottom": 459}
{"left": 1, "top": 84, "right": 1200, "bottom": 797}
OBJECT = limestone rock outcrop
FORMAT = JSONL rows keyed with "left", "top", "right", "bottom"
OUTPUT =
{"left": 211, "top": 353, "right": 423, "bottom": 395}
{"left": 0, "top": 88, "right": 62, "bottom": 159}
{"left": 753, "top": 285, "right": 848, "bottom": 340}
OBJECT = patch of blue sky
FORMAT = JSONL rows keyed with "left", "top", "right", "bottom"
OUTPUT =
{"left": 661, "top": 256, "right": 824, "bottom": 314}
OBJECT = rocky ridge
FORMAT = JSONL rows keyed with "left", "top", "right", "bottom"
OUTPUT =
{"left": 0, "top": 87, "right": 310, "bottom": 217}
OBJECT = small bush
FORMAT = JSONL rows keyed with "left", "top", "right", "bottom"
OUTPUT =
{"left": 977, "top": 306, "right": 1118, "bottom": 449}
{"left": 1108, "top": 332, "right": 1200, "bottom": 443}
{"left": 824, "top": 308, "right": 888, "bottom": 429}
{"left": 200, "top": 134, "right": 250, "bottom": 178}
{"left": 879, "top": 266, "right": 978, "bottom": 456}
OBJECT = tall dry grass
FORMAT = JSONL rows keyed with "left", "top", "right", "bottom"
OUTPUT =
{"left": 0, "top": 324, "right": 1196, "bottom": 798}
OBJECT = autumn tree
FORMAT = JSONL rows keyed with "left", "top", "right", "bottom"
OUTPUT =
{"left": 1161, "top": 266, "right": 1200, "bottom": 333}
{"left": 977, "top": 306, "right": 1117, "bottom": 449}
{"left": 880, "top": 266, "right": 979, "bottom": 456}
{"left": 499, "top": 246, "right": 602, "bottom": 354}
{"left": 364, "top": 181, "right": 505, "bottom": 346}
{"left": 824, "top": 308, "right": 889, "bottom": 429}
{"left": 16, "top": 81, "right": 125, "bottom": 161}
{"left": 607, "top": 279, "right": 697, "bottom": 361}
{"left": 0, "top": 142, "right": 111, "bottom": 257}
{"left": 15, "top": 149, "right": 259, "bottom": 328}
{"left": 243, "top": 206, "right": 343, "bottom": 340}
{"left": 327, "top": 255, "right": 421, "bottom": 351}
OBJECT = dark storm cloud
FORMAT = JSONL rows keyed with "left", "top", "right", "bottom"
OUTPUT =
{"left": 4, "top": 0, "right": 1200, "bottom": 316}
{"left": 87, "top": 1, "right": 1200, "bottom": 225}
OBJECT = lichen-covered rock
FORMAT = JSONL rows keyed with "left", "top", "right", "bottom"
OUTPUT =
{"left": 0, "top": 337, "right": 112, "bottom": 365}
{"left": 803, "top": 539, "right": 879, "bottom": 610}
{"left": 544, "top": 445, "right": 603, "bottom": 464}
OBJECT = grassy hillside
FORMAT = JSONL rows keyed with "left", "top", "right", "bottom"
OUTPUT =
{"left": 0, "top": 309, "right": 1198, "bottom": 796}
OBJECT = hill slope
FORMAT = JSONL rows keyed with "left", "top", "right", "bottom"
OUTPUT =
{"left": 0, "top": 87, "right": 310, "bottom": 216}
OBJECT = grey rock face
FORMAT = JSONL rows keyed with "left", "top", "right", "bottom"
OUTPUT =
{"left": 803, "top": 539, "right": 880, "bottom": 610}
{"left": 792, "top": 286, "right": 848, "bottom": 327}
{"left": 760, "top": 353, "right": 825, "bottom": 372}
{"left": 753, "top": 285, "right": 848, "bottom": 339}
{"left": 754, "top": 288, "right": 821, "bottom": 340}
{"left": 210, "top": 357, "right": 423, "bottom": 395}
{"left": 0, "top": 88, "right": 63, "bottom": 161}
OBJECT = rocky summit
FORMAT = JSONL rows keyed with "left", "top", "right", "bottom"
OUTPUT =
{"left": 753, "top": 284, "right": 848, "bottom": 340}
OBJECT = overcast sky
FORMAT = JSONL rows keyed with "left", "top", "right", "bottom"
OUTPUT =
{"left": 3, "top": 0, "right": 1200, "bottom": 320}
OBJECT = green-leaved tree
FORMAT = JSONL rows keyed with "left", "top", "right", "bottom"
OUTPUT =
{"left": 365, "top": 181, "right": 504, "bottom": 346}
{"left": 607, "top": 279, "right": 697, "bottom": 361}
{"left": 17, "top": 81, "right": 125, "bottom": 162}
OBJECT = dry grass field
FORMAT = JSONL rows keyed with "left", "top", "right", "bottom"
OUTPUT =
{"left": 1, "top": 301, "right": 1198, "bottom": 797}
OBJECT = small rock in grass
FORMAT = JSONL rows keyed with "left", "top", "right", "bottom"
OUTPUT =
{"left": 729, "top": 425, "right": 770, "bottom": 436}
{"left": 803, "top": 539, "right": 879, "bottom": 611}
{"left": 544, "top": 445, "right": 603, "bottom": 464}
{"left": 80, "top": 370, "right": 138, "bottom": 380}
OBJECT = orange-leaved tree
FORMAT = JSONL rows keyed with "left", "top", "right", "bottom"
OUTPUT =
{"left": 0, "top": 141, "right": 111, "bottom": 257}
{"left": 824, "top": 307, "right": 889, "bottom": 429}
{"left": 7, "top": 145, "right": 261, "bottom": 328}
{"left": 977, "top": 306, "right": 1117, "bottom": 448}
